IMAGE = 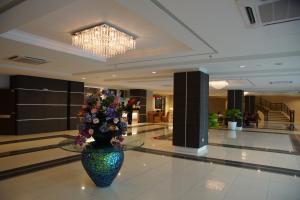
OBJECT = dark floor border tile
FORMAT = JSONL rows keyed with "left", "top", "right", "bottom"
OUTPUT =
{"left": 210, "top": 128, "right": 291, "bottom": 135}
{"left": 133, "top": 147, "right": 300, "bottom": 177}
{"left": 0, "top": 127, "right": 164, "bottom": 158}
{"left": 0, "top": 141, "right": 74, "bottom": 158}
{"left": 0, "top": 134, "right": 73, "bottom": 145}
{"left": 129, "top": 123, "right": 167, "bottom": 128}
{"left": 153, "top": 133, "right": 299, "bottom": 155}
{"left": 126, "top": 127, "right": 168, "bottom": 136}
{"left": 209, "top": 143, "right": 300, "bottom": 155}
{"left": 0, "top": 124, "right": 166, "bottom": 146}
{"left": 0, "top": 154, "right": 81, "bottom": 181}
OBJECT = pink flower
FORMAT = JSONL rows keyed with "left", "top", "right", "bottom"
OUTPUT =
{"left": 91, "top": 108, "right": 97, "bottom": 113}
{"left": 88, "top": 129, "right": 94, "bottom": 135}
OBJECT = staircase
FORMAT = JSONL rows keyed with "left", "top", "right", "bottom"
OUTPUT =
{"left": 256, "top": 97, "right": 295, "bottom": 123}
{"left": 267, "top": 111, "right": 290, "bottom": 122}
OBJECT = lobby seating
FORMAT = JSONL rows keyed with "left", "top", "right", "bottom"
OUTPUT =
{"left": 147, "top": 111, "right": 166, "bottom": 123}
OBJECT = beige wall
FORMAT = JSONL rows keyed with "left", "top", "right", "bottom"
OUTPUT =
{"left": 165, "top": 95, "right": 173, "bottom": 112}
{"left": 146, "top": 90, "right": 153, "bottom": 113}
{"left": 260, "top": 96, "right": 300, "bottom": 123}
{"left": 209, "top": 97, "right": 227, "bottom": 114}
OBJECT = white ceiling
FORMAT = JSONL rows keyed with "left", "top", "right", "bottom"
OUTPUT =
{"left": 0, "top": 0, "right": 300, "bottom": 95}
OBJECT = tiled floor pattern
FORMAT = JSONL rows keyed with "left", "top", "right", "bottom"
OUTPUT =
{"left": 0, "top": 123, "right": 300, "bottom": 199}
{"left": 0, "top": 151, "right": 299, "bottom": 200}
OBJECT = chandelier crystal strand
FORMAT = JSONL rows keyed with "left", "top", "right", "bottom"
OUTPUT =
{"left": 72, "top": 24, "right": 136, "bottom": 58}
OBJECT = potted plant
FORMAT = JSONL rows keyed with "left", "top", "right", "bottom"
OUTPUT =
{"left": 75, "top": 90, "right": 129, "bottom": 187}
{"left": 208, "top": 113, "right": 219, "bottom": 128}
{"left": 224, "top": 109, "right": 242, "bottom": 130}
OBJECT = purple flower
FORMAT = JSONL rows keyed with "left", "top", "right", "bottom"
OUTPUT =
{"left": 84, "top": 113, "right": 92, "bottom": 123}
{"left": 75, "top": 135, "right": 86, "bottom": 146}
{"left": 106, "top": 107, "right": 117, "bottom": 119}
{"left": 99, "top": 123, "right": 109, "bottom": 133}
{"left": 102, "top": 90, "right": 111, "bottom": 97}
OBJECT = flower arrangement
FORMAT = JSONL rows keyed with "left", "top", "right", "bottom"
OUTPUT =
{"left": 75, "top": 90, "right": 128, "bottom": 147}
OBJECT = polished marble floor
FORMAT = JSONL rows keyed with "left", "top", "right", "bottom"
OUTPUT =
{"left": 0, "top": 123, "right": 300, "bottom": 200}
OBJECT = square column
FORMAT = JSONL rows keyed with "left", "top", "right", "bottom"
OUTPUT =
{"left": 245, "top": 95, "right": 256, "bottom": 114}
{"left": 227, "top": 90, "right": 244, "bottom": 127}
{"left": 173, "top": 71, "right": 209, "bottom": 152}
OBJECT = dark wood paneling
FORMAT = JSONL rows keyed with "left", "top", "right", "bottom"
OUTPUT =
{"left": 173, "top": 72, "right": 186, "bottom": 147}
{"left": 17, "top": 105, "right": 67, "bottom": 119}
{"left": 70, "top": 93, "right": 84, "bottom": 105}
{"left": 70, "top": 106, "right": 82, "bottom": 117}
{"left": 16, "top": 90, "right": 67, "bottom": 104}
{"left": 130, "top": 89, "right": 146, "bottom": 97}
{"left": 10, "top": 75, "right": 68, "bottom": 91}
{"left": 17, "top": 119, "right": 67, "bottom": 134}
{"left": 138, "top": 114, "right": 146, "bottom": 123}
{"left": 68, "top": 81, "right": 84, "bottom": 130}
{"left": 69, "top": 82, "right": 84, "bottom": 93}
{"left": 69, "top": 118, "right": 80, "bottom": 130}
{"left": 0, "top": 89, "right": 15, "bottom": 134}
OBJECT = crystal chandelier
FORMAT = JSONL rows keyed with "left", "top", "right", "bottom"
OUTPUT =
{"left": 209, "top": 81, "right": 228, "bottom": 89}
{"left": 72, "top": 23, "right": 136, "bottom": 58}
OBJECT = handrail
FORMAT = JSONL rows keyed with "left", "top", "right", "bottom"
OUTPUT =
{"left": 256, "top": 97, "right": 295, "bottom": 122}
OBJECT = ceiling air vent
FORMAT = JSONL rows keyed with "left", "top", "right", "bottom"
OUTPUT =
{"left": 237, "top": 0, "right": 300, "bottom": 28}
{"left": 8, "top": 55, "right": 48, "bottom": 65}
{"left": 269, "top": 81, "right": 293, "bottom": 84}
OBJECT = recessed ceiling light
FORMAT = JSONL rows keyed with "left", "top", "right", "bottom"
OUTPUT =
{"left": 152, "top": 71, "right": 156, "bottom": 74}
{"left": 239, "top": 65, "right": 246, "bottom": 68}
{"left": 244, "top": 91, "right": 249, "bottom": 95}
{"left": 81, "top": 77, "right": 86, "bottom": 80}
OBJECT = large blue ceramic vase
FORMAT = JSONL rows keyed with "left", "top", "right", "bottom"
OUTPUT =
{"left": 81, "top": 132, "right": 124, "bottom": 187}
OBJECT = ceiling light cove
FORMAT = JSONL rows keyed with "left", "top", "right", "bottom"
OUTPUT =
{"left": 72, "top": 23, "right": 136, "bottom": 58}
{"left": 209, "top": 81, "right": 228, "bottom": 90}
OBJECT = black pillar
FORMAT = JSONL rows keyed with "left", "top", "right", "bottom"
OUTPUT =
{"left": 245, "top": 96, "right": 256, "bottom": 114}
{"left": 227, "top": 90, "right": 244, "bottom": 111}
{"left": 227, "top": 90, "right": 244, "bottom": 126}
{"left": 173, "top": 71, "right": 209, "bottom": 149}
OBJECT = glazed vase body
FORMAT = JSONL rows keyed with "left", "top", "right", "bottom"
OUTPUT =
{"left": 81, "top": 133, "right": 124, "bottom": 187}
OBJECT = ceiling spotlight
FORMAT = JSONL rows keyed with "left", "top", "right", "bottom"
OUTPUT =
{"left": 244, "top": 91, "right": 249, "bottom": 95}
{"left": 209, "top": 81, "right": 228, "bottom": 89}
{"left": 152, "top": 71, "right": 157, "bottom": 74}
{"left": 81, "top": 77, "right": 86, "bottom": 80}
{"left": 239, "top": 65, "right": 246, "bottom": 68}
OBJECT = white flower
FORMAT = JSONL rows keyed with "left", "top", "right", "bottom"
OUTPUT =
{"left": 113, "top": 118, "right": 119, "bottom": 124}
{"left": 93, "top": 118, "right": 99, "bottom": 124}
